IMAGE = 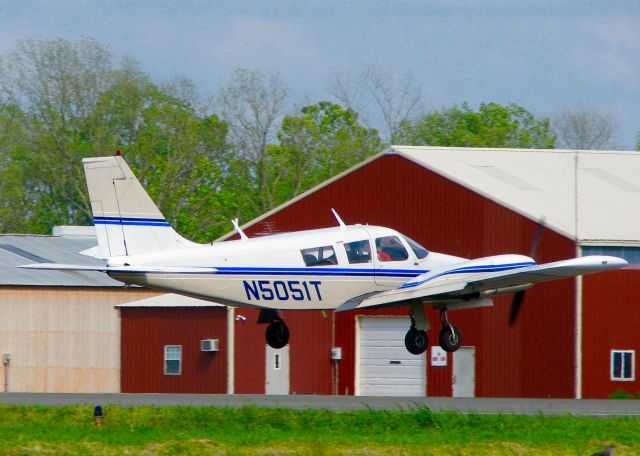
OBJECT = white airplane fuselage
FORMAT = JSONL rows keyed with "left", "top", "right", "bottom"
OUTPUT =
{"left": 106, "top": 224, "right": 482, "bottom": 310}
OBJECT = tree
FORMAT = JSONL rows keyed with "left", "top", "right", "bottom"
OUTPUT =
{"left": 396, "top": 102, "right": 556, "bottom": 149}
{"left": 327, "top": 64, "right": 423, "bottom": 143}
{"left": 217, "top": 69, "right": 289, "bottom": 215}
{"left": 0, "top": 38, "right": 231, "bottom": 241}
{"left": 0, "top": 37, "right": 115, "bottom": 231}
{"left": 271, "top": 101, "right": 381, "bottom": 203}
{"left": 552, "top": 105, "right": 617, "bottom": 150}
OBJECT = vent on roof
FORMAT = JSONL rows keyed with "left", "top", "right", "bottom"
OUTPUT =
{"left": 0, "top": 244, "right": 52, "bottom": 263}
{"left": 582, "top": 168, "right": 640, "bottom": 192}
{"left": 473, "top": 166, "right": 540, "bottom": 191}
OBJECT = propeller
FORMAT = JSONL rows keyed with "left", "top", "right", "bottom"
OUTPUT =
{"left": 509, "top": 218, "right": 546, "bottom": 327}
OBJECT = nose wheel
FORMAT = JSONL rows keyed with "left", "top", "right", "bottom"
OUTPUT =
{"left": 266, "top": 320, "right": 290, "bottom": 348}
{"left": 439, "top": 309, "right": 461, "bottom": 352}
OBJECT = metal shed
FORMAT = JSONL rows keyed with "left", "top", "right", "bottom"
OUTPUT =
{"left": 0, "top": 229, "right": 157, "bottom": 392}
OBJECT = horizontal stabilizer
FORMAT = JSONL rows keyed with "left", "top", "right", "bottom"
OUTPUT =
{"left": 18, "top": 263, "right": 217, "bottom": 274}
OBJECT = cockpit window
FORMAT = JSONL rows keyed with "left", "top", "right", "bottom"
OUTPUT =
{"left": 300, "top": 245, "right": 337, "bottom": 266}
{"left": 343, "top": 240, "right": 372, "bottom": 264}
{"left": 403, "top": 235, "right": 429, "bottom": 260}
{"left": 375, "top": 236, "right": 409, "bottom": 262}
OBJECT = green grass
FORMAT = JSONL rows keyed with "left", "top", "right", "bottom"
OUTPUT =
{"left": 0, "top": 405, "right": 637, "bottom": 455}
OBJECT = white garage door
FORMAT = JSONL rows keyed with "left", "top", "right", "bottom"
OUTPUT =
{"left": 357, "top": 316, "right": 426, "bottom": 396}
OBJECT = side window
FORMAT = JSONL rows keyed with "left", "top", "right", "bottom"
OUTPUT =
{"left": 375, "top": 236, "right": 409, "bottom": 262}
{"left": 164, "top": 345, "right": 182, "bottom": 375}
{"left": 344, "top": 240, "right": 371, "bottom": 264}
{"left": 611, "top": 350, "right": 635, "bottom": 381}
{"left": 300, "top": 245, "right": 337, "bottom": 266}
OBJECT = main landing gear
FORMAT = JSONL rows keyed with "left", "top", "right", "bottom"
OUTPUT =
{"left": 405, "top": 311, "right": 429, "bottom": 355}
{"left": 259, "top": 309, "right": 290, "bottom": 349}
{"left": 404, "top": 307, "right": 462, "bottom": 355}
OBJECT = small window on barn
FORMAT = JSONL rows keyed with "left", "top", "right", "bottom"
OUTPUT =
{"left": 164, "top": 345, "right": 182, "bottom": 375}
{"left": 300, "top": 245, "right": 337, "bottom": 266}
{"left": 344, "top": 240, "right": 372, "bottom": 264}
{"left": 611, "top": 350, "right": 635, "bottom": 381}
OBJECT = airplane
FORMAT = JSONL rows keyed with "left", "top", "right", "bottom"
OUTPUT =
{"left": 20, "top": 153, "right": 628, "bottom": 355}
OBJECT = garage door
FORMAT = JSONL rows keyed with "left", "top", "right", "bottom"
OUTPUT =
{"left": 357, "top": 316, "right": 426, "bottom": 396}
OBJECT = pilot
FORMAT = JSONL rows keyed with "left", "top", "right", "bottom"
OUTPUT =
{"left": 376, "top": 239, "right": 392, "bottom": 261}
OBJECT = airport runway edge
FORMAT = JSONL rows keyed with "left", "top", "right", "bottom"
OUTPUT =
{"left": 1, "top": 393, "right": 639, "bottom": 417}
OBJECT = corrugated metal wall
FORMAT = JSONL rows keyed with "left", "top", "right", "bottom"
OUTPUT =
{"left": 582, "top": 270, "right": 640, "bottom": 398}
{"left": 240, "top": 154, "right": 577, "bottom": 398}
{"left": 0, "top": 286, "right": 156, "bottom": 393}
{"left": 233, "top": 308, "right": 333, "bottom": 394}
{"left": 120, "top": 307, "right": 228, "bottom": 393}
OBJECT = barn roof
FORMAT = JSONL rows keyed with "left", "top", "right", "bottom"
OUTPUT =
{"left": 225, "top": 146, "right": 640, "bottom": 245}
{"left": 116, "top": 293, "right": 225, "bottom": 307}
{"left": 0, "top": 232, "right": 121, "bottom": 287}
{"left": 391, "top": 146, "right": 640, "bottom": 244}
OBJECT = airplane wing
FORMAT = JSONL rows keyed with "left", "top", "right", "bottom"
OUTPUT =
{"left": 336, "top": 255, "right": 627, "bottom": 312}
{"left": 18, "top": 263, "right": 217, "bottom": 274}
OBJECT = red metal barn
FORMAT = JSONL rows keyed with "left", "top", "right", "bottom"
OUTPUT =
{"left": 119, "top": 296, "right": 332, "bottom": 394}
{"left": 225, "top": 146, "right": 639, "bottom": 399}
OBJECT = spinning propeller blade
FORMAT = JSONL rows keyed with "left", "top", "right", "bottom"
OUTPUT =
{"left": 509, "top": 218, "right": 546, "bottom": 327}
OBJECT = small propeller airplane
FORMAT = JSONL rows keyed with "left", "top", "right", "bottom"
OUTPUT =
{"left": 20, "top": 154, "right": 628, "bottom": 355}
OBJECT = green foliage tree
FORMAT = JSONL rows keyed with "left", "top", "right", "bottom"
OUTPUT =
{"left": 0, "top": 38, "right": 231, "bottom": 241}
{"left": 396, "top": 102, "right": 556, "bottom": 149}
{"left": 271, "top": 101, "right": 381, "bottom": 204}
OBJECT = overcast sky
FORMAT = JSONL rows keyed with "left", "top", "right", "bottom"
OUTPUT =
{"left": 1, "top": 0, "right": 639, "bottom": 147}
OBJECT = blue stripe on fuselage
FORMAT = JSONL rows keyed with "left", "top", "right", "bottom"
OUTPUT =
{"left": 108, "top": 266, "right": 427, "bottom": 279}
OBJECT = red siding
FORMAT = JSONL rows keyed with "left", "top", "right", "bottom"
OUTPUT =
{"left": 121, "top": 307, "right": 228, "bottom": 393}
{"left": 243, "top": 154, "right": 577, "bottom": 397}
{"left": 233, "top": 308, "right": 333, "bottom": 394}
{"left": 582, "top": 269, "right": 640, "bottom": 398}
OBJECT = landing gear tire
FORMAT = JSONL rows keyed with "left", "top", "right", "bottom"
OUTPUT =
{"left": 405, "top": 326, "right": 428, "bottom": 355}
{"left": 266, "top": 321, "right": 290, "bottom": 349}
{"left": 439, "top": 325, "right": 461, "bottom": 352}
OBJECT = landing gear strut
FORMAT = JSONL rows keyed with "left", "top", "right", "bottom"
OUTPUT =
{"left": 259, "top": 309, "right": 290, "bottom": 349}
{"left": 404, "top": 309, "right": 428, "bottom": 355}
{"left": 438, "top": 309, "right": 461, "bottom": 352}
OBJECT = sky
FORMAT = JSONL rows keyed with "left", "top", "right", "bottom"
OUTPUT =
{"left": 1, "top": 0, "right": 639, "bottom": 148}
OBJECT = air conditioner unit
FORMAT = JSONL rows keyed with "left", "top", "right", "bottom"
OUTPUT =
{"left": 201, "top": 339, "right": 219, "bottom": 352}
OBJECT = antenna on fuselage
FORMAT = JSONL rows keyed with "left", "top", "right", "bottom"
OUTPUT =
{"left": 232, "top": 218, "right": 249, "bottom": 241}
{"left": 331, "top": 209, "right": 346, "bottom": 230}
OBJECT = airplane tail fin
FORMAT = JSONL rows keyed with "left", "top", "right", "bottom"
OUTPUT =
{"left": 83, "top": 155, "right": 197, "bottom": 258}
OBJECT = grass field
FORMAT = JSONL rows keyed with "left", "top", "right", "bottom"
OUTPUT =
{"left": 0, "top": 404, "right": 638, "bottom": 455}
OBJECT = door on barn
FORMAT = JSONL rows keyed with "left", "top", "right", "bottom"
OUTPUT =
{"left": 357, "top": 316, "right": 426, "bottom": 396}
{"left": 265, "top": 345, "right": 290, "bottom": 395}
{"left": 452, "top": 346, "right": 475, "bottom": 397}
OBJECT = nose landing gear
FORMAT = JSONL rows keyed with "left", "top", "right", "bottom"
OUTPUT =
{"left": 438, "top": 309, "right": 461, "bottom": 353}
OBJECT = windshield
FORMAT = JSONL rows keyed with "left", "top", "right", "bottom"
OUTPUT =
{"left": 403, "top": 235, "right": 429, "bottom": 260}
